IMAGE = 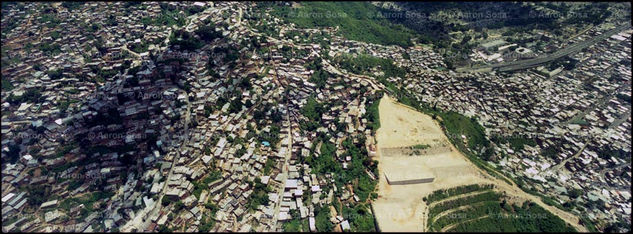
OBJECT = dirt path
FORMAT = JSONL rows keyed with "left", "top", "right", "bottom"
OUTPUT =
{"left": 372, "top": 95, "right": 587, "bottom": 232}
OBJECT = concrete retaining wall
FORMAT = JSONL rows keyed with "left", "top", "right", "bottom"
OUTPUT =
{"left": 384, "top": 173, "right": 435, "bottom": 185}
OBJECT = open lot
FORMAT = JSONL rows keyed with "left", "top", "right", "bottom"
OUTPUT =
{"left": 372, "top": 95, "right": 586, "bottom": 232}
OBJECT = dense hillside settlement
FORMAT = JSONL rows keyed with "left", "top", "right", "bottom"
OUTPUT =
{"left": 1, "top": 2, "right": 631, "bottom": 233}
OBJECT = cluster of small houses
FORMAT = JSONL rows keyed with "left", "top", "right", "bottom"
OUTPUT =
{"left": 3, "top": 2, "right": 384, "bottom": 232}
{"left": 1, "top": 1, "right": 249, "bottom": 232}
{"left": 137, "top": 11, "right": 383, "bottom": 232}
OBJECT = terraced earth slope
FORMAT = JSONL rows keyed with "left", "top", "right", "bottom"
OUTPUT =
{"left": 424, "top": 184, "right": 577, "bottom": 232}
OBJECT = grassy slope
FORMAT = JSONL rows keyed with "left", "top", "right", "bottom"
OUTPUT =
{"left": 270, "top": 2, "right": 415, "bottom": 47}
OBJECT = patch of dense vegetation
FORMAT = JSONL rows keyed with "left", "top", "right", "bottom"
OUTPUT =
{"left": 1, "top": 3, "right": 26, "bottom": 36}
{"left": 299, "top": 96, "right": 326, "bottom": 131}
{"left": 448, "top": 201, "right": 576, "bottom": 232}
{"left": 341, "top": 203, "right": 376, "bottom": 232}
{"left": 363, "top": 92, "right": 383, "bottom": 133}
{"left": 314, "top": 204, "right": 333, "bottom": 231}
{"left": 192, "top": 170, "right": 222, "bottom": 199}
{"left": 412, "top": 144, "right": 431, "bottom": 150}
{"left": 303, "top": 133, "right": 379, "bottom": 212}
{"left": 258, "top": 123, "right": 281, "bottom": 150}
{"left": 548, "top": 56, "right": 579, "bottom": 70}
{"left": 198, "top": 202, "right": 219, "bottom": 232}
{"left": 169, "top": 30, "right": 203, "bottom": 51}
{"left": 59, "top": 191, "right": 114, "bottom": 215}
{"left": 340, "top": 136, "right": 378, "bottom": 202}
{"left": 440, "top": 111, "right": 492, "bottom": 158}
{"left": 429, "top": 190, "right": 502, "bottom": 219}
{"left": 334, "top": 54, "right": 406, "bottom": 80}
{"left": 61, "top": 2, "right": 84, "bottom": 11}
{"left": 304, "top": 138, "right": 338, "bottom": 175}
{"left": 260, "top": 2, "right": 415, "bottom": 47}
{"left": 196, "top": 25, "right": 223, "bottom": 42}
{"left": 424, "top": 184, "right": 495, "bottom": 204}
{"left": 246, "top": 178, "right": 271, "bottom": 211}
{"left": 309, "top": 70, "right": 330, "bottom": 88}
{"left": 491, "top": 135, "right": 538, "bottom": 152}
{"left": 6, "top": 88, "right": 43, "bottom": 104}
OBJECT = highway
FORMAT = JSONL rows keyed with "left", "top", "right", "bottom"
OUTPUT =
{"left": 460, "top": 23, "right": 631, "bottom": 73}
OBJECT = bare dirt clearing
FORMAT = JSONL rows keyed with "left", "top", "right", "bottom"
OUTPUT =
{"left": 372, "top": 95, "right": 586, "bottom": 232}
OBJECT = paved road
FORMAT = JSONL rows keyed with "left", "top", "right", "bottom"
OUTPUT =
{"left": 608, "top": 106, "right": 631, "bottom": 129}
{"left": 264, "top": 45, "right": 295, "bottom": 231}
{"left": 546, "top": 140, "right": 589, "bottom": 174}
{"left": 459, "top": 23, "right": 631, "bottom": 73}
{"left": 269, "top": 111, "right": 293, "bottom": 231}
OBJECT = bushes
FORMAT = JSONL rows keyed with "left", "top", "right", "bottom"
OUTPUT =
{"left": 173, "top": 201, "right": 184, "bottom": 211}
{"left": 39, "top": 43, "right": 62, "bottom": 55}
{"left": 429, "top": 191, "right": 501, "bottom": 220}
{"left": 61, "top": 2, "right": 84, "bottom": 10}
{"left": 38, "top": 14, "right": 60, "bottom": 27}
{"left": 283, "top": 219, "right": 301, "bottom": 232}
{"left": 425, "top": 184, "right": 495, "bottom": 205}
{"left": 263, "top": 157, "right": 274, "bottom": 175}
{"left": 258, "top": 124, "right": 281, "bottom": 150}
{"left": 129, "top": 42, "right": 149, "bottom": 53}
{"left": 305, "top": 57, "right": 323, "bottom": 71}
{"left": 342, "top": 204, "right": 376, "bottom": 232}
{"left": 308, "top": 141, "right": 339, "bottom": 174}
{"left": 141, "top": 7, "right": 185, "bottom": 27}
{"left": 196, "top": 25, "right": 222, "bottom": 42}
{"left": 198, "top": 214, "right": 215, "bottom": 232}
{"left": 47, "top": 69, "right": 63, "bottom": 79}
{"left": 339, "top": 137, "right": 377, "bottom": 202}
{"left": 364, "top": 96, "right": 381, "bottom": 132}
{"left": 314, "top": 205, "right": 333, "bottom": 231}
{"left": 59, "top": 191, "right": 114, "bottom": 213}
{"left": 223, "top": 49, "right": 239, "bottom": 63}
{"left": 301, "top": 97, "right": 325, "bottom": 122}
{"left": 412, "top": 144, "right": 431, "bottom": 150}
{"left": 67, "top": 179, "right": 83, "bottom": 191}
{"left": 506, "top": 136, "right": 537, "bottom": 151}
{"left": 430, "top": 201, "right": 501, "bottom": 231}
{"left": 192, "top": 171, "right": 221, "bottom": 199}
{"left": 440, "top": 111, "right": 489, "bottom": 153}
{"left": 1, "top": 78, "right": 13, "bottom": 91}
{"left": 247, "top": 178, "right": 270, "bottom": 210}
{"left": 7, "top": 88, "right": 42, "bottom": 104}
{"left": 169, "top": 30, "right": 203, "bottom": 51}
{"left": 27, "top": 185, "right": 49, "bottom": 207}
{"left": 309, "top": 69, "right": 330, "bottom": 88}
{"left": 300, "top": 96, "right": 326, "bottom": 131}
{"left": 228, "top": 98, "right": 243, "bottom": 113}
{"left": 161, "top": 196, "right": 171, "bottom": 206}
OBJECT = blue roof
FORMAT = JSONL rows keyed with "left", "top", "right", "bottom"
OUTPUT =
{"left": 262, "top": 141, "right": 270, "bottom": 146}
